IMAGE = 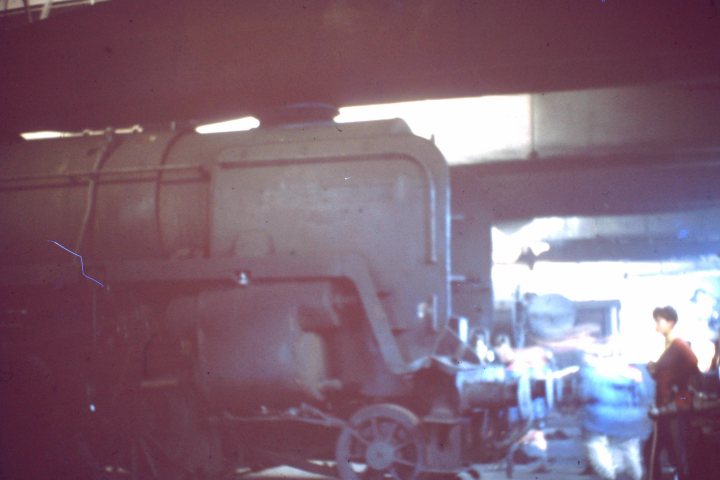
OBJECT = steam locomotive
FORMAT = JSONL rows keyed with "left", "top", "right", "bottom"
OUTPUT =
{"left": 0, "top": 117, "right": 546, "bottom": 479}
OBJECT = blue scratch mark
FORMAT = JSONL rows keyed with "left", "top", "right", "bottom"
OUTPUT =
{"left": 48, "top": 240, "right": 105, "bottom": 287}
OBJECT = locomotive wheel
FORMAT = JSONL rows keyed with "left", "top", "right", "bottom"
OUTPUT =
{"left": 335, "top": 404, "right": 424, "bottom": 480}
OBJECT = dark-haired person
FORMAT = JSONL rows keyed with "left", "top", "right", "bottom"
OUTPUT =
{"left": 647, "top": 306, "right": 700, "bottom": 480}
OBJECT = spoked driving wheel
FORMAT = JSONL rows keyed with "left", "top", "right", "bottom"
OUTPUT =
{"left": 335, "top": 404, "right": 424, "bottom": 480}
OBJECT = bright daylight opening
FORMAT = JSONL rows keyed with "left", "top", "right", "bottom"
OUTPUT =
{"left": 335, "top": 95, "right": 532, "bottom": 165}
{"left": 195, "top": 116, "right": 260, "bottom": 134}
{"left": 21, "top": 95, "right": 531, "bottom": 166}
{"left": 20, "top": 131, "right": 74, "bottom": 140}
{"left": 492, "top": 258, "right": 720, "bottom": 365}
{"left": 493, "top": 208, "right": 720, "bottom": 363}
{"left": 193, "top": 95, "right": 532, "bottom": 165}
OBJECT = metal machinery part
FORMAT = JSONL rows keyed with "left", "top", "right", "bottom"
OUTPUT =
{"left": 525, "top": 294, "right": 576, "bottom": 341}
{"left": 0, "top": 119, "right": 545, "bottom": 479}
{"left": 335, "top": 404, "right": 424, "bottom": 480}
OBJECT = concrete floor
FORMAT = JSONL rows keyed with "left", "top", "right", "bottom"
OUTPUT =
{"left": 243, "top": 411, "right": 611, "bottom": 480}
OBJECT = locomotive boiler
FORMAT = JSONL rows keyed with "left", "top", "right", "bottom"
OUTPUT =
{"left": 0, "top": 118, "right": 545, "bottom": 479}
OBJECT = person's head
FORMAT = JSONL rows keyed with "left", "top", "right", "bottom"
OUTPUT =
{"left": 653, "top": 305, "right": 678, "bottom": 336}
{"left": 471, "top": 328, "right": 490, "bottom": 361}
{"left": 493, "top": 333, "right": 515, "bottom": 364}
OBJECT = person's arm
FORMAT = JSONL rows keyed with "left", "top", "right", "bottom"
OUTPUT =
{"left": 674, "top": 339, "right": 699, "bottom": 371}
{"left": 710, "top": 339, "right": 720, "bottom": 371}
{"left": 647, "top": 360, "right": 657, "bottom": 377}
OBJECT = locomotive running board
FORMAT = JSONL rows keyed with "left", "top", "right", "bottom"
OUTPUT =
{"left": 0, "top": 253, "right": 411, "bottom": 375}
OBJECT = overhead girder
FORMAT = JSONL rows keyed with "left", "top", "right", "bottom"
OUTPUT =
{"left": 537, "top": 236, "right": 720, "bottom": 263}
{"left": 1, "top": 0, "right": 719, "bottom": 133}
{"left": 452, "top": 151, "right": 720, "bottom": 223}
{"left": 452, "top": 145, "right": 720, "bottom": 262}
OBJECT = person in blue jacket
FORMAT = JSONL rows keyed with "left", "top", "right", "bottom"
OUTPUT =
{"left": 579, "top": 352, "right": 654, "bottom": 480}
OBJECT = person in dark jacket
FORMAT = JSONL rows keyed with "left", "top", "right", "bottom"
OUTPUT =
{"left": 648, "top": 306, "right": 699, "bottom": 408}
{"left": 647, "top": 306, "right": 700, "bottom": 480}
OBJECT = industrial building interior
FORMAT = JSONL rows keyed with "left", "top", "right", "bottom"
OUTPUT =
{"left": 1, "top": 1, "right": 719, "bottom": 480}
